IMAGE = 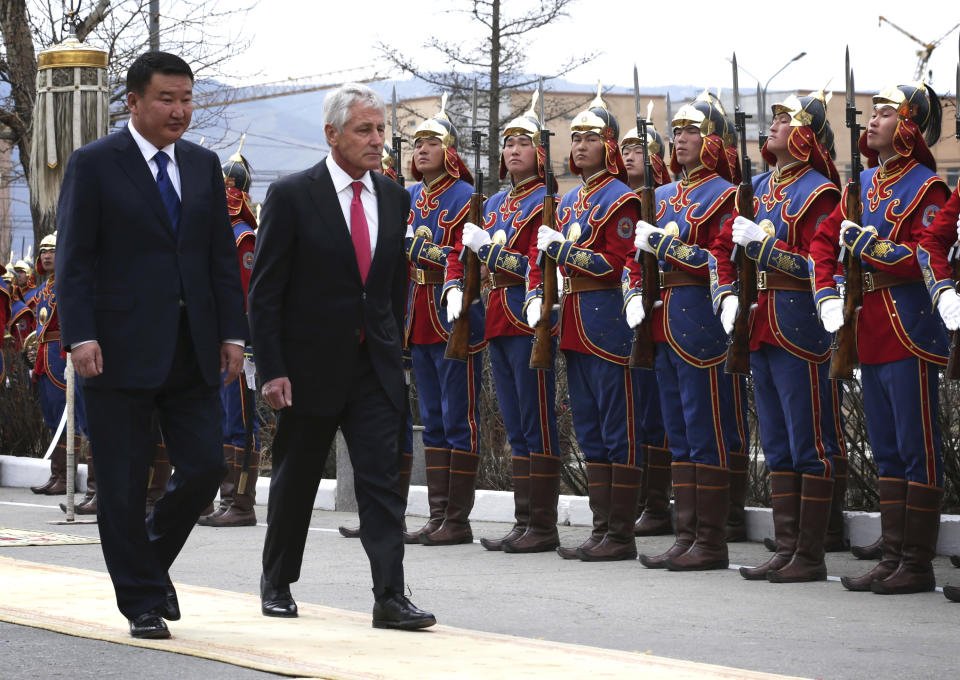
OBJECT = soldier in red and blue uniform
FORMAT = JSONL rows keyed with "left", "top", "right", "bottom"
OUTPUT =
{"left": 404, "top": 95, "right": 485, "bottom": 546}
{"left": 812, "top": 82, "right": 948, "bottom": 595}
{"left": 12, "top": 259, "right": 39, "bottom": 309}
{"left": 620, "top": 119, "right": 673, "bottom": 538}
{"left": 199, "top": 142, "right": 261, "bottom": 527}
{"left": 628, "top": 91, "right": 748, "bottom": 571}
{"left": 0, "top": 266, "right": 10, "bottom": 383}
{"left": 28, "top": 234, "right": 89, "bottom": 501}
{"left": 533, "top": 86, "right": 651, "bottom": 562}
{"left": 713, "top": 91, "right": 845, "bottom": 582}
{"left": 458, "top": 92, "right": 561, "bottom": 553}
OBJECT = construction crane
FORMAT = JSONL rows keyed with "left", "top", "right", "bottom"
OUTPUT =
{"left": 878, "top": 15, "right": 960, "bottom": 82}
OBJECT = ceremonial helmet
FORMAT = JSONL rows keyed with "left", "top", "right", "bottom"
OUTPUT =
{"left": 221, "top": 134, "right": 253, "bottom": 194}
{"left": 498, "top": 90, "right": 555, "bottom": 190}
{"left": 669, "top": 89, "right": 734, "bottom": 181}
{"left": 762, "top": 90, "right": 840, "bottom": 186}
{"left": 619, "top": 105, "right": 671, "bottom": 186}
{"left": 410, "top": 93, "right": 473, "bottom": 183}
{"left": 380, "top": 145, "right": 398, "bottom": 182}
{"left": 568, "top": 82, "right": 627, "bottom": 181}
{"left": 36, "top": 232, "right": 56, "bottom": 276}
{"left": 13, "top": 259, "right": 32, "bottom": 276}
{"left": 864, "top": 81, "right": 942, "bottom": 170}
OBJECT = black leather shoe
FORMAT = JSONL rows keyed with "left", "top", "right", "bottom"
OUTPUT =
{"left": 260, "top": 573, "right": 297, "bottom": 618}
{"left": 129, "top": 611, "right": 170, "bottom": 639}
{"left": 162, "top": 575, "right": 180, "bottom": 621}
{"left": 372, "top": 593, "right": 436, "bottom": 630}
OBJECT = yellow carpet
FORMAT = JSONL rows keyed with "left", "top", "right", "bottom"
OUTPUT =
{"left": 0, "top": 527, "right": 100, "bottom": 546}
{"left": 0, "top": 556, "right": 807, "bottom": 680}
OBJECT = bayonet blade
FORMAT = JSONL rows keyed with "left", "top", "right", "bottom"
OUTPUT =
{"left": 732, "top": 53, "right": 740, "bottom": 113}
{"left": 538, "top": 77, "right": 545, "bottom": 126}
{"left": 471, "top": 78, "right": 478, "bottom": 131}
{"left": 633, "top": 65, "right": 641, "bottom": 119}
{"left": 665, "top": 92, "right": 673, "bottom": 137}
{"left": 845, "top": 46, "right": 853, "bottom": 110}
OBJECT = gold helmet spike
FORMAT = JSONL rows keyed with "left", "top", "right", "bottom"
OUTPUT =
{"left": 589, "top": 81, "right": 606, "bottom": 109}
{"left": 228, "top": 133, "right": 246, "bottom": 163}
{"left": 646, "top": 100, "right": 654, "bottom": 123}
{"left": 413, "top": 92, "right": 458, "bottom": 148}
{"left": 502, "top": 90, "right": 542, "bottom": 145}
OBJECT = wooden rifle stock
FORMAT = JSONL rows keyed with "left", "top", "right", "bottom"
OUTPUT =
{"left": 828, "top": 184, "right": 862, "bottom": 380}
{"left": 946, "top": 255, "right": 960, "bottom": 379}
{"left": 530, "top": 194, "right": 557, "bottom": 370}
{"left": 724, "top": 184, "right": 756, "bottom": 375}
{"left": 444, "top": 191, "right": 483, "bottom": 361}
{"left": 629, "top": 186, "right": 659, "bottom": 369}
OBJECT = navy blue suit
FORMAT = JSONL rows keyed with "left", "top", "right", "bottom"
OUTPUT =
{"left": 56, "top": 126, "right": 246, "bottom": 619}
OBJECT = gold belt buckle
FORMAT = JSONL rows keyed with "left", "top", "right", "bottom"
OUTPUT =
{"left": 414, "top": 269, "right": 427, "bottom": 285}
{"left": 562, "top": 277, "right": 572, "bottom": 294}
{"left": 489, "top": 272, "right": 498, "bottom": 288}
{"left": 863, "top": 272, "right": 875, "bottom": 293}
{"left": 756, "top": 271, "right": 768, "bottom": 291}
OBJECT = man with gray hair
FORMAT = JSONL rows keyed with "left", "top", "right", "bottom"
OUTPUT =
{"left": 249, "top": 82, "right": 435, "bottom": 629}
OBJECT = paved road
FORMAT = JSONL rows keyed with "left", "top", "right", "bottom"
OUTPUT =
{"left": 1, "top": 487, "right": 957, "bottom": 680}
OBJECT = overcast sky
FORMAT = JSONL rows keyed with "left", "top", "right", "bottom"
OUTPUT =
{"left": 222, "top": 1, "right": 960, "bottom": 97}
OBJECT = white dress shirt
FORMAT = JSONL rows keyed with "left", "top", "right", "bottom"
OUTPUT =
{"left": 325, "top": 154, "right": 378, "bottom": 256}
{"left": 127, "top": 120, "right": 182, "bottom": 198}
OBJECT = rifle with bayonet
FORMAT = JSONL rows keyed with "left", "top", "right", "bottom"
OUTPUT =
{"left": 724, "top": 53, "right": 757, "bottom": 376}
{"left": 945, "top": 35, "right": 960, "bottom": 379}
{"left": 445, "top": 80, "right": 484, "bottom": 361}
{"left": 629, "top": 65, "right": 659, "bottom": 370}
{"left": 530, "top": 78, "right": 558, "bottom": 370}
{"left": 392, "top": 85, "right": 405, "bottom": 188}
{"left": 237, "top": 351, "right": 256, "bottom": 499}
{"left": 829, "top": 47, "right": 864, "bottom": 380}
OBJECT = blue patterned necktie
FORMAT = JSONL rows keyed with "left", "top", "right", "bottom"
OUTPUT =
{"left": 153, "top": 151, "right": 181, "bottom": 235}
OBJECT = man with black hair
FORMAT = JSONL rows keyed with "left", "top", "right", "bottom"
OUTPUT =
{"left": 57, "top": 51, "right": 247, "bottom": 638}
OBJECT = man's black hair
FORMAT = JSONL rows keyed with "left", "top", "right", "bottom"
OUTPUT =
{"left": 126, "top": 52, "right": 194, "bottom": 96}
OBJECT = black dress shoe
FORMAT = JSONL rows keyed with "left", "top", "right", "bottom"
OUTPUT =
{"left": 372, "top": 593, "right": 436, "bottom": 630}
{"left": 129, "top": 611, "right": 170, "bottom": 639}
{"left": 260, "top": 573, "right": 297, "bottom": 618}
{"left": 162, "top": 575, "right": 180, "bottom": 621}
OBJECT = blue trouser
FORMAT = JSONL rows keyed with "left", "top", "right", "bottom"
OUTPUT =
{"left": 488, "top": 335, "right": 559, "bottom": 457}
{"left": 220, "top": 373, "right": 260, "bottom": 449}
{"left": 861, "top": 356, "right": 943, "bottom": 486}
{"left": 751, "top": 344, "right": 836, "bottom": 476}
{"left": 655, "top": 342, "right": 743, "bottom": 467}
{"left": 564, "top": 350, "right": 657, "bottom": 466}
{"left": 410, "top": 341, "right": 481, "bottom": 452}
{"left": 37, "top": 342, "right": 87, "bottom": 437}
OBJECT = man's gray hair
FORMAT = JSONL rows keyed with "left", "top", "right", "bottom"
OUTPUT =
{"left": 323, "top": 83, "right": 385, "bottom": 132}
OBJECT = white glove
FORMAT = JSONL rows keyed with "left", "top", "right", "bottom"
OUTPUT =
{"left": 445, "top": 288, "right": 463, "bottom": 324}
{"left": 405, "top": 224, "right": 414, "bottom": 239}
{"left": 838, "top": 219, "right": 861, "bottom": 249}
{"left": 938, "top": 288, "right": 960, "bottom": 331}
{"left": 537, "top": 225, "right": 565, "bottom": 251}
{"left": 819, "top": 297, "right": 844, "bottom": 333}
{"left": 242, "top": 357, "right": 256, "bottom": 391}
{"left": 526, "top": 298, "right": 542, "bottom": 328}
{"left": 557, "top": 267, "right": 564, "bottom": 298}
{"left": 625, "top": 296, "right": 645, "bottom": 329}
{"left": 955, "top": 216, "right": 960, "bottom": 244}
{"left": 461, "top": 222, "right": 491, "bottom": 253}
{"left": 719, "top": 295, "right": 739, "bottom": 335}
{"left": 731, "top": 216, "right": 768, "bottom": 247}
{"left": 634, "top": 220, "right": 664, "bottom": 254}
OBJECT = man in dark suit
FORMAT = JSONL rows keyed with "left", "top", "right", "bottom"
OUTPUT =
{"left": 249, "top": 82, "right": 435, "bottom": 630}
{"left": 56, "top": 52, "right": 247, "bottom": 639}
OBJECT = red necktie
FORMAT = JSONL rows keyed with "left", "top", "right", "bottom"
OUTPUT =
{"left": 351, "top": 181, "right": 371, "bottom": 282}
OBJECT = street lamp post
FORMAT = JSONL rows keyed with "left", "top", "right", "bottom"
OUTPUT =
{"left": 757, "top": 52, "right": 807, "bottom": 169}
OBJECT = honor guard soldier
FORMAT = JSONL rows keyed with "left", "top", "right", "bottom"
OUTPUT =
{"left": 812, "top": 81, "right": 949, "bottom": 594}
{"left": 28, "top": 233, "right": 90, "bottom": 503}
{"left": 0, "top": 266, "right": 10, "bottom": 382}
{"left": 9, "top": 295, "right": 36, "bottom": 350}
{"left": 12, "top": 258, "right": 39, "bottom": 307}
{"left": 199, "top": 141, "right": 261, "bottom": 527}
{"left": 628, "top": 91, "right": 748, "bottom": 571}
{"left": 532, "top": 85, "right": 652, "bottom": 562}
{"left": 715, "top": 91, "right": 845, "bottom": 582}
{"left": 458, "top": 92, "right": 562, "bottom": 553}
{"left": 620, "top": 121, "right": 672, "bottom": 538}
{"left": 404, "top": 96, "right": 486, "bottom": 545}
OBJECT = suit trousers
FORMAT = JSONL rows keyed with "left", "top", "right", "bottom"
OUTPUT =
{"left": 261, "top": 343, "right": 405, "bottom": 599}
{"left": 84, "top": 309, "right": 226, "bottom": 618}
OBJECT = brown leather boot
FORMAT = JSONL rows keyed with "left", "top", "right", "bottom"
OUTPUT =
{"left": 341, "top": 451, "right": 414, "bottom": 539}
{"left": 504, "top": 453, "right": 561, "bottom": 553}
{"left": 951, "top": 555, "right": 960, "bottom": 568}
{"left": 63, "top": 451, "right": 97, "bottom": 515}
{"left": 665, "top": 463, "right": 729, "bottom": 571}
{"left": 481, "top": 457, "right": 531, "bottom": 550}
{"left": 726, "top": 451, "right": 749, "bottom": 543}
{"left": 851, "top": 535, "right": 883, "bottom": 560}
{"left": 640, "top": 462, "right": 696, "bottom": 568}
{"left": 871, "top": 482, "right": 942, "bottom": 594}
{"left": 841, "top": 478, "right": 907, "bottom": 591}
{"left": 558, "top": 463, "right": 611, "bottom": 559}
{"left": 635, "top": 445, "right": 673, "bottom": 536}
{"left": 577, "top": 464, "right": 641, "bottom": 561}
{"left": 419, "top": 449, "right": 478, "bottom": 545}
{"left": 767, "top": 474, "right": 833, "bottom": 582}
{"left": 945, "top": 585, "right": 960, "bottom": 602}
{"left": 203, "top": 450, "right": 259, "bottom": 527}
{"left": 199, "top": 445, "right": 238, "bottom": 524}
{"left": 145, "top": 444, "right": 173, "bottom": 517}
{"left": 824, "top": 455, "right": 849, "bottom": 551}
{"left": 406, "top": 447, "right": 450, "bottom": 543}
{"left": 33, "top": 443, "right": 68, "bottom": 495}
{"left": 740, "top": 471, "right": 800, "bottom": 580}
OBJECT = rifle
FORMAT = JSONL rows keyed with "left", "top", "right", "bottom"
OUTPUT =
{"left": 445, "top": 79, "right": 484, "bottom": 361}
{"left": 530, "top": 77, "right": 558, "bottom": 370}
{"left": 945, "top": 38, "right": 960, "bottom": 379}
{"left": 628, "top": 65, "right": 659, "bottom": 370}
{"left": 391, "top": 85, "right": 405, "bottom": 188}
{"left": 237, "top": 352, "right": 256, "bottom": 496}
{"left": 828, "top": 47, "right": 863, "bottom": 380}
{"left": 724, "top": 53, "right": 756, "bottom": 376}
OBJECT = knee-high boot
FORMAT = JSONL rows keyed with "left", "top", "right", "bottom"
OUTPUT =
{"left": 740, "top": 471, "right": 800, "bottom": 580}
{"left": 767, "top": 474, "right": 833, "bottom": 582}
{"left": 577, "top": 464, "right": 641, "bottom": 561}
{"left": 419, "top": 449, "right": 478, "bottom": 545}
{"left": 871, "top": 482, "right": 942, "bottom": 594}
{"left": 199, "top": 445, "right": 238, "bottom": 523}
{"left": 63, "top": 449, "right": 97, "bottom": 515}
{"left": 406, "top": 447, "right": 450, "bottom": 543}
{"left": 664, "top": 464, "right": 729, "bottom": 571}
{"left": 504, "top": 453, "right": 561, "bottom": 553}
{"left": 841, "top": 478, "right": 906, "bottom": 591}
{"left": 635, "top": 445, "right": 673, "bottom": 536}
{"left": 640, "top": 462, "right": 696, "bottom": 568}
{"left": 480, "top": 457, "right": 530, "bottom": 550}
{"left": 203, "top": 449, "right": 259, "bottom": 527}
{"left": 557, "top": 463, "right": 611, "bottom": 559}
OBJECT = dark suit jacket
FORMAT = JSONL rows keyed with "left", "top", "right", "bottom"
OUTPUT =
{"left": 248, "top": 158, "right": 410, "bottom": 415}
{"left": 56, "top": 127, "right": 247, "bottom": 389}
